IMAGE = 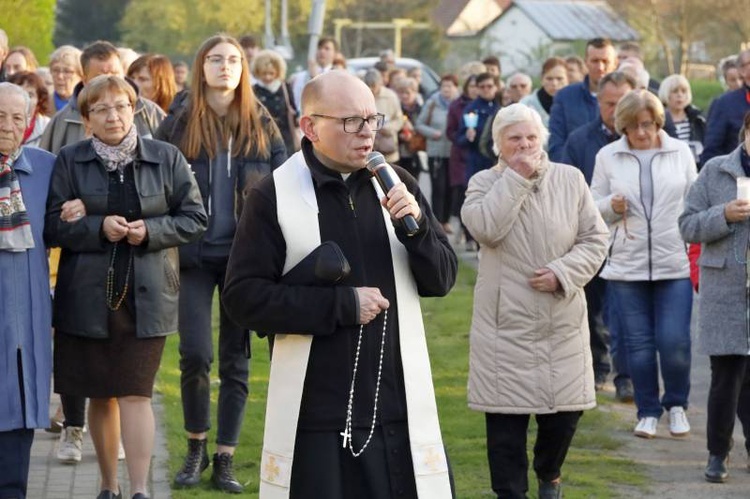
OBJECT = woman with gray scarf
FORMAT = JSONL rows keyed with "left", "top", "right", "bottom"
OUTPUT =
{"left": 45, "top": 74, "right": 206, "bottom": 499}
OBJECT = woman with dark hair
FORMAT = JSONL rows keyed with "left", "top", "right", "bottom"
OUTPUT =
{"left": 446, "top": 72, "right": 479, "bottom": 248}
{"left": 45, "top": 74, "right": 206, "bottom": 499}
{"left": 127, "top": 54, "right": 177, "bottom": 113}
{"left": 7, "top": 71, "right": 51, "bottom": 148}
{"left": 415, "top": 73, "right": 459, "bottom": 233}
{"left": 4, "top": 46, "right": 38, "bottom": 77}
{"left": 155, "top": 34, "right": 286, "bottom": 493}
{"left": 520, "top": 57, "right": 568, "bottom": 128}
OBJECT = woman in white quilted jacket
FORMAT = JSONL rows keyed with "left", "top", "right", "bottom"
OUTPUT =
{"left": 591, "top": 89, "right": 697, "bottom": 440}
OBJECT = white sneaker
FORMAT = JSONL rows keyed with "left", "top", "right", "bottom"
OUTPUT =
{"left": 56, "top": 426, "right": 83, "bottom": 463}
{"left": 634, "top": 417, "right": 658, "bottom": 438}
{"left": 669, "top": 406, "right": 690, "bottom": 436}
{"left": 118, "top": 439, "right": 126, "bottom": 460}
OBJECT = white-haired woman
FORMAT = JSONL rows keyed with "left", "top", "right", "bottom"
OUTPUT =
{"left": 461, "top": 103, "right": 608, "bottom": 499}
{"left": 659, "top": 74, "right": 706, "bottom": 164}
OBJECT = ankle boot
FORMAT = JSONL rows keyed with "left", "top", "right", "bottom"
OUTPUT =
{"left": 705, "top": 454, "right": 729, "bottom": 483}
{"left": 538, "top": 479, "right": 562, "bottom": 499}
{"left": 174, "top": 438, "right": 209, "bottom": 487}
{"left": 211, "top": 452, "right": 243, "bottom": 493}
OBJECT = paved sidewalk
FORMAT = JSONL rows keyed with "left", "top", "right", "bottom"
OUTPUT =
{"left": 28, "top": 392, "right": 171, "bottom": 499}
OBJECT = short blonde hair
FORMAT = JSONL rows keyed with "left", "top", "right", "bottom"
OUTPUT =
{"left": 251, "top": 49, "right": 287, "bottom": 80}
{"left": 614, "top": 89, "right": 665, "bottom": 135}
{"left": 491, "top": 103, "right": 549, "bottom": 151}
{"left": 49, "top": 45, "right": 83, "bottom": 77}
{"left": 78, "top": 75, "right": 136, "bottom": 119}
{"left": 658, "top": 74, "right": 692, "bottom": 107}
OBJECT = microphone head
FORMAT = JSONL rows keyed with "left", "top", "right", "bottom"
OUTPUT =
{"left": 365, "top": 151, "right": 386, "bottom": 172}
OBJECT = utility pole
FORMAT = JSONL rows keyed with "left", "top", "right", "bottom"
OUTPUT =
{"left": 308, "top": 0, "right": 327, "bottom": 64}
{"left": 279, "top": 0, "right": 293, "bottom": 59}
{"left": 263, "top": 0, "right": 274, "bottom": 49}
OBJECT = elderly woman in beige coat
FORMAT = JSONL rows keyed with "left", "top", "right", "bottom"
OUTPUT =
{"left": 461, "top": 103, "right": 608, "bottom": 499}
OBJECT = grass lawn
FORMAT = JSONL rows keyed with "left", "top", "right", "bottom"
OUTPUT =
{"left": 156, "top": 261, "right": 645, "bottom": 498}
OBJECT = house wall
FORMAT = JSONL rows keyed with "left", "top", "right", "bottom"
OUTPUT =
{"left": 479, "top": 6, "right": 553, "bottom": 75}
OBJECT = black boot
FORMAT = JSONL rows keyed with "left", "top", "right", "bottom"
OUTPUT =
{"left": 705, "top": 454, "right": 729, "bottom": 483}
{"left": 211, "top": 452, "right": 244, "bottom": 493}
{"left": 538, "top": 479, "right": 562, "bottom": 499}
{"left": 174, "top": 438, "right": 209, "bottom": 487}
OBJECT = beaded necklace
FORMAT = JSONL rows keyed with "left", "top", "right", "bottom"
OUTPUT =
{"left": 341, "top": 309, "right": 388, "bottom": 457}
{"left": 105, "top": 242, "right": 134, "bottom": 311}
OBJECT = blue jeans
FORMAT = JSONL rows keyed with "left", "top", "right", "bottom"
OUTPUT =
{"left": 609, "top": 279, "right": 692, "bottom": 419}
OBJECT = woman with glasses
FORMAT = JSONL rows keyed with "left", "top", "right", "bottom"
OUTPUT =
{"left": 48, "top": 45, "right": 83, "bottom": 112}
{"left": 154, "top": 34, "right": 286, "bottom": 493}
{"left": 45, "top": 74, "right": 207, "bottom": 499}
{"left": 591, "top": 89, "right": 697, "bottom": 439}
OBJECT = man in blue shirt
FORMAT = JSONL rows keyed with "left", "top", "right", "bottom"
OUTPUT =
{"left": 701, "top": 49, "right": 750, "bottom": 164}
{"left": 548, "top": 38, "right": 618, "bottom": 161}
{"left": 561, "top": 71, "right": 636, "bottom": 402}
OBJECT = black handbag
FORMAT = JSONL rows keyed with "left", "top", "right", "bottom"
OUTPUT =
{"left": 255, "top": 241, "right": 351, "bottom": 345}
{"left": 281, "top": 240, "right": 351, "bottom": 285}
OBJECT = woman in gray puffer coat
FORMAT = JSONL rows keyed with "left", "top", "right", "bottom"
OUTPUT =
{"left": 415, "top": 74, "right": 458, "bottom": 232}
{"left": 679, "top": 111, "right": 750, "bottom": 484}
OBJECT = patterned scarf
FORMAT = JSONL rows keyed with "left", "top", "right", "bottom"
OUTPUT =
{"left": 0, "top": 148, "right": 35, "bottom": 251}
{"left": 91, "top": 125, "right": 138, "bottom": 173}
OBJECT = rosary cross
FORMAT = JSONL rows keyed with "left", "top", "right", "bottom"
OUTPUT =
{"left": 340, "top": 428, "right": 351, "bottom": 448}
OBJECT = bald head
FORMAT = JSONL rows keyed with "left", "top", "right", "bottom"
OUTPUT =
{"left": 298, "top": 70, "right": 378, "bottom": 173}
{"left": 301, "top": 70, "right": 372, "bottom": 115}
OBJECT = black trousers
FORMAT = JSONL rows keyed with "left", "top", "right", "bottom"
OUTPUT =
{"left": 429, "top": 157, "right": 451, "bottom": 224}
{"left": 178, "top": 261, "right": 250, "bottom": 446}
{"left": 485, "top": 411, "right": 582, "bottom": 499}
{"left": 290, "top": 423, "right": 455, "bottom": 499}
{"left": 707, "top": 355, "right": 750, "bottom": 456}
{"left": 0, "top": 428, "right": 34, "bottom": 499}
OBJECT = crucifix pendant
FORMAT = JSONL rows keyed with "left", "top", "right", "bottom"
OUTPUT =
{"left": 340, "top": 428, "right": 350, "bottom": 448}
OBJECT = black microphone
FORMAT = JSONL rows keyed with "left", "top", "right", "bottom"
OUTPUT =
{"left": 365, "top": 152, "right": 420, "bottom": 236}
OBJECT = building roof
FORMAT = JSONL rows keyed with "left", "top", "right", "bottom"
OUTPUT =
{"left": 513, "top": 0, "right": 639, "bottom": 41}
{"left": 434, "top": 0, "right": 511, "bottom": 36}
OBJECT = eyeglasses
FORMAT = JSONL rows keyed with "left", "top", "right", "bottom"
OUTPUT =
{"left": 89, "top": 102, "right": 132, "bottom": 118}
{"left": 205, "top": 55, "right": 243, "bottom": 67}
{"left": 477, "top": 84, "right": 495, "bottom": 89}
{"left": 629, "top": 121, "right": 656, "bottom": 132}
{"left": 51, "top": 67, "right": 76, "bottom": 77}
{"left": 311, "top": 113, "right": 385, "bottom": 133}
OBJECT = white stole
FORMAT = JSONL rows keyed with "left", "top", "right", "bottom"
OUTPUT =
{"left": 260, "top": 152, "right": 451, "bottom": 498}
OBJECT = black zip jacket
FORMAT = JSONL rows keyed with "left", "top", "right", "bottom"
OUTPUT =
{"left": 223, "top": 139, "right": 457, "bottom": 430}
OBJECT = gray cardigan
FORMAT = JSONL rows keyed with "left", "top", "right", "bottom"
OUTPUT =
{"left": 679, "top": 146, "right": 750, "bottom": 355}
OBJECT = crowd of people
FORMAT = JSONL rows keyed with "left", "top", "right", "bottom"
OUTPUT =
{"left": 1, "top": 23, "right": 750, "bottom": 499}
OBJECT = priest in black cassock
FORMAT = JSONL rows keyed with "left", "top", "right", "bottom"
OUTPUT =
{"left": 223, "top": 70, "right": 457, "bottom": 499}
